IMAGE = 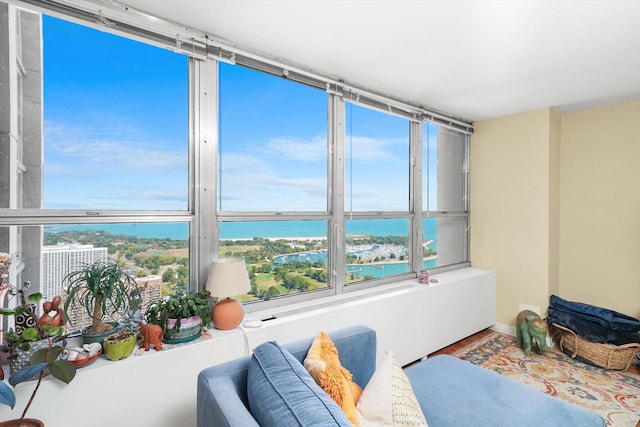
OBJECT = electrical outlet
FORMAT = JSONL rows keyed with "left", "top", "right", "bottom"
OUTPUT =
{"left": 518, "top": 303, "right": 541, "bottom": 316}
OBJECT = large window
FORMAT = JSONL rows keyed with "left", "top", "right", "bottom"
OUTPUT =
{"left": 344, "top": 103, "right": 411, "bottom": 286}
{"left": 423, "top": 125, "right": 469, "bottom": 268}
{"left": 218, "top": 63, "right": 327, "bottom": 212}
{"left": 0, "top": 0, "right": 471, "bottom": 318}
{"left": 0, "top": 8, "right": 190, "bottom": 323}
{"left": 42, "top": 17, "right": 188, "bottom": 210}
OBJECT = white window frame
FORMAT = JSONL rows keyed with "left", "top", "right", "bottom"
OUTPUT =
{"left": 1, "top": 0, "right": 472, "bottom": 314}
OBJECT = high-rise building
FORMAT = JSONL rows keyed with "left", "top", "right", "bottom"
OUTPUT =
{"left": 135, "top": 275, "right": 163, "bottom": 310}
{"left": 41, "top": 244, "right": 108, "bottom": 301}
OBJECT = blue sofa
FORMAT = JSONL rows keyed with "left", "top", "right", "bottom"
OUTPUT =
{"left": 197, "top": 325, "right": 606, "bottom": 427}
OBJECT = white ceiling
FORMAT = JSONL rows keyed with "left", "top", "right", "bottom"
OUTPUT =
{"left": 117, "top": 0, "right": 640, "bottom": 122}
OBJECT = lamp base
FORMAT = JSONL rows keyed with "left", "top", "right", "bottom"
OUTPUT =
{"left": 212, "top": 297, "right": 244, "bottom": 330}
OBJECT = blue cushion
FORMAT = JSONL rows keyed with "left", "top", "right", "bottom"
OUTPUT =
{"left": 406, "top": 355, "right": 606, "bottom": 427}
{"left": 247, "top": 341, "right": 352, "bottom": 427}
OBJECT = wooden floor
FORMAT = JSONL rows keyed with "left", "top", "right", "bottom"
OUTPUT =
{"left": 428, "top": 328, "right": 640, "bottom": 375}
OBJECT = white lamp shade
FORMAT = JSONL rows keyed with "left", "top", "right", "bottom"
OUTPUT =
{"left": 206, "top": 257, "right": 251, "bottom": 298}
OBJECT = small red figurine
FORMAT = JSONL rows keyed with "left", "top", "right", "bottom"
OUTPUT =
{"left": 139, "top": 322, "right": 163, "bottom": 352}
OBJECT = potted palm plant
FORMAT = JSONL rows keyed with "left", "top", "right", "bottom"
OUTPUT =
{"left": 63, "top": 259, "right": 140, "bottom": 344}
{"left": 145, "top": 289, "right": 212, "bottom": 343}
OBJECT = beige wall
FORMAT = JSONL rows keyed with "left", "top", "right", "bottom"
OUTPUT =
{"left": 559, "top": 100, "right": 640, "bottom": 316}
{"left": 470, "top": 108, "right": 558, "bottom": 326}
{"left": 471, "top": 100, "right": 640, "bottom": 327}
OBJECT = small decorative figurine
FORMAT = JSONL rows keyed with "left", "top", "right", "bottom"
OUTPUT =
{"left": 37, "top": 295, "right": 65, "bottom": 327}
{"left": 139, "top": 321, "right": 163, "bottom": 352}
{"left": 516, "top": 309, "right": 548, "bottom": 356}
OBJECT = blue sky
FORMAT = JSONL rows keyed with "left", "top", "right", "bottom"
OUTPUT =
{"left": 42, "top": 15, "right": 436, "bottom": 212}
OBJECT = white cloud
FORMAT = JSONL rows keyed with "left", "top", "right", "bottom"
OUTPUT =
{"left": 349, "top": 136, "right": 407, "bottom": 163}
{"left": 260, "top": 135, "right": 327, "bottom": 161}
{"left": 44, "top": 119, "right": 186, "bottom": 172}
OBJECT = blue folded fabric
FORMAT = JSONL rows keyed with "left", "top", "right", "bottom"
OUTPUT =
{"left": 547, "top": 305, "right": 640, "bottom": 345}
{"left": 549, "top": 295, "right": 640, "bottom": 332}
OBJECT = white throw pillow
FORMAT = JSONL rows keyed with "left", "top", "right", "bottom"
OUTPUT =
{"left": 356, "top": 349, "right": 429, "bottom": 427}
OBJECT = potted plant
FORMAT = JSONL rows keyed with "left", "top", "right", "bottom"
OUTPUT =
{"left": 0, "top": 324, "right": 76, "bottom": 427}
{"left": 0, "top": 285, "right": 63, "bottom": 375}
{"left": 63, "top": 259, "right": 140, "bottom": 344}
{"left": 145, "top": 289, "right": 212, "bottom": 344}
{"left": 102, "top": 328, "right": 137, "bottom": 361}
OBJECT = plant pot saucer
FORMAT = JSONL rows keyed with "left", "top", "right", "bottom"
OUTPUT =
{"left": 69, "top": 350, "right": 102, "bottom": 368}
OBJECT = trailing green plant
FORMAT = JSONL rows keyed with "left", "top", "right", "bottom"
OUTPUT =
{"left": 0, "top": 325, "right": 76, "bottom": 424}
{"left": 63, "top": 259, "right": 140, "bottom": 333}
{"left": 145, "top": 289, "right": 212, "bottom": 332}
{"left": 0, "top": 282, "right": 46, "bottom": 356}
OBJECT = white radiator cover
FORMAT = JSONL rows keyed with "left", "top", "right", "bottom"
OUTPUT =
{"left": 245, "top": 267, "right": 496, "bottom": 366}
{"left": 0, "top": 267, "right": 495, "bottom": 426}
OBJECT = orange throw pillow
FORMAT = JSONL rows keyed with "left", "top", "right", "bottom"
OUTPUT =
{"left": 304, "top": 332, "right": 363, "bottom": 425}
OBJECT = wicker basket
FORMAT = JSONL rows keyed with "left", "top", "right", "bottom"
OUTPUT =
{"left": 552, "top": 323, "right": 640, "bottom": 370}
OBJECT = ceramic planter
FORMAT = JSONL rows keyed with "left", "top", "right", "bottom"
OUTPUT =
{"left": 163, "top": 315, "right": 202, "bottom": 344}
{"left": 81, "top": 322, "right": 120, "bottom": 345}
{"left": 103, "top": 330, "right": 137, "bottom": 361}
{"left": 9, "top": 338, "right": 50, "bottom": 375}
{"left": 0, "top": 418, "right": 44, "bottom": 427}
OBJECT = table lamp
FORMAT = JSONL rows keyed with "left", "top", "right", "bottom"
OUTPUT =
{"left": 206, "top": 257, "right": 251, "bottom": 330}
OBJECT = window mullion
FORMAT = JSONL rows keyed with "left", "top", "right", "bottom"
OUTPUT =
{"left": 194, "top": 57, "right": 216, "bottom": 290}
{"left": 410, "top": 121, "right": 423, "bottom": 275}
{"left": 328, "top": 93, "right": 345, "bottom": 294}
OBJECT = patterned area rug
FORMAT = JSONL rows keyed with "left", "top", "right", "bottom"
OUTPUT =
{"left": 453, "top": 332, "right": 640, "bottom": 427}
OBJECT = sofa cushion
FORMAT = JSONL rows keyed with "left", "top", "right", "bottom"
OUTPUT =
{"left": 247, "top": 340, "right": 352, "bottom": 427}
{"left": 405, "top": 354, "right": 606, "bottom": 427}
{"left": 356, "top": 348, "right": 428, "bottom": 427}
{"left": 304, "top": 331, "right": 362, "bottom": 424}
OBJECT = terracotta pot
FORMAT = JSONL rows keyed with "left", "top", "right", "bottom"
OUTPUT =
{"left": 0, "top": 418, "right": 44, "bottom": 427}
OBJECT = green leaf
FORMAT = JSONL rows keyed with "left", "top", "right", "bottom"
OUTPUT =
{"left": 22, "top": 328, "right": 39, "bottom": 341}
{"left": 48, "top": 360, "right": 76, "bottom": 384}
{"left": 45, "top": 326, "right": 63, "bottom": 337}
{"left": 0, "top": 308, "right": 16, "bottom": 316}
{"left": 27, "top": 292, "right": 43, "bottom": 303}
{"left": 9, "top": 362, "right": 47, "bottom": 386}
{"left": 31, "top": 346, "right": 62, "bottom": 364}
{"left": 0, "top": 382, "right": 16, "bottom": 409}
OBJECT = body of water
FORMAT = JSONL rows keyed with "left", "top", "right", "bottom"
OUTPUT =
{"left": 47, "top": 219, "right": 438, "bottom": 279}
{"left": 46, "top": 218, "right": 438, "bottom": 242}
{"left": 273, "top": 248, "right": 437, "bottom": 279}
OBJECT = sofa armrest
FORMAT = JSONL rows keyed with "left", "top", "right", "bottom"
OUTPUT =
{"left": 197, "top": 356, "right": 260, "bottom": 427}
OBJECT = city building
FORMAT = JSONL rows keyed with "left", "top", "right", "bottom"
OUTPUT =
{"left": 41, "top": 244, "right": 108, "bottom": 302}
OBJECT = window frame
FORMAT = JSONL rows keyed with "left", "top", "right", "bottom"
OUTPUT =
{"left": 1, "top": 0, "right": 472, "bottom": 315}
